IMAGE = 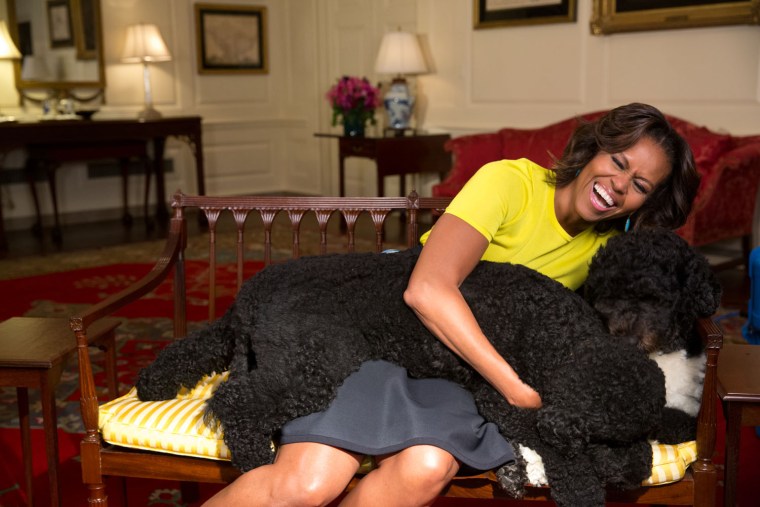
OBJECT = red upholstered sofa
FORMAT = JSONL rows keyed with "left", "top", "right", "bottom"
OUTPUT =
{"left": 433, "top": 112, "right": 760, "bottom": 263}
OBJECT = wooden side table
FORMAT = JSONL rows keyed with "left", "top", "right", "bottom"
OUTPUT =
{"left": 0, "top": 317, "right": 121, "bottom": 507}
{"left": 315, "top": 133, "right": 451, "bottom": 197}
{"left": 717, "top": 344, "right": 760, "bottom": 507}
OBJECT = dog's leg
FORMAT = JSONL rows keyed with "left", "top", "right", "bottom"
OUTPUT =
{"left": 538, "top": 447, "right": 606, "bottom": 507}
{"left": 655, "top": 407, "right": 698, "bottom": 444}
{"left": 494, "top": 445, "right": 528, "bottom": 499}
{"left": 209, "top": 322, "right": 369, "bottom": 471}
{"left": 136, "top": 314, "right": 237, "bottom": 400}
{"left": 586, "top": 440, "right": 653, "bottom": 490}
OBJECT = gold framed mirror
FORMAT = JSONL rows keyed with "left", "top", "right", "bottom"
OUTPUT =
{"left": 4, "top": 0, "right": 105, "bottom": 101}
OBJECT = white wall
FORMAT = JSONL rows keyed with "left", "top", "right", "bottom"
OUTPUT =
{"left": 1, "top": 0, "right": 759, "bottom": 226}
{"left": 418, "top": 0, "right": 760, "bottom": 136}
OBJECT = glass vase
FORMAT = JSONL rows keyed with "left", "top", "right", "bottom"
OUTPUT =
{"left": 342, "top": 113, "right": 366, "bottom": 137}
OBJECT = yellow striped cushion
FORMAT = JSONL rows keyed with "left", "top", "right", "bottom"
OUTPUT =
{"left": 98, "top": 371, "right": 697, "bottom": 484}
{"left": 99, "top": 372, "right": 232, "bottom": 460}
{"left": 642, "top": 441, "right": 698, "bottom": 486}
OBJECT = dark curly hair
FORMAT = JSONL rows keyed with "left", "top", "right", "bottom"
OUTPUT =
{"left": 549, "top": 103, "right": 699, "bottom": 233}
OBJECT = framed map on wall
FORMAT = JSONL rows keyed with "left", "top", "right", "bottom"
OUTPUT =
{"left": 194, "top": 3, "right": 269, "bottom": 74}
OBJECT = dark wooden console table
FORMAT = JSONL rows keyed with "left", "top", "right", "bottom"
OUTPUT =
{"left": 0, "top": 116, "right": 204, "bottom": 251}
{"left": 315, "top": 133, "right": 451, "bottom": 197}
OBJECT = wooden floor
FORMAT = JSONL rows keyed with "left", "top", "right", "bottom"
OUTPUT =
{"left": 1, "top": 215, "right": 171, "bottom": 259}
{"left": 1, "top": 215, "right": 751, "bottom": 314}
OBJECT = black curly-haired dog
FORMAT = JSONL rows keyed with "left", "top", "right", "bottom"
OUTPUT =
{"left": 136, "top": 228, "right": 720, "bottom": 507}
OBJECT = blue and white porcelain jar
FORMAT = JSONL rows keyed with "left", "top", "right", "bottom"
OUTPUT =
{"left": 384, "top": 80, "right": 414, "bottom": 130}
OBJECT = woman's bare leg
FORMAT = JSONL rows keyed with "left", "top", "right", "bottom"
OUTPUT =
{"left": 203, "top": 442, "right": 362, "bottom": 507}
{"left": 340, "top": 445, "right": 459, "bottom": 507}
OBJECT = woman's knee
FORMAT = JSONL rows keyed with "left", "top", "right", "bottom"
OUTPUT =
{"left": 386, "top": 446, "right": 460, "bottom": 490}
{"left": 272, "top": 443, "right": 361, "bottom": 506}
{"left": 274, "top": 472, "right": 345, "bottom": 507}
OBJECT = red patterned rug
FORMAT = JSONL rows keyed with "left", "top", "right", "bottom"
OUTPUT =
{"left": 0, "top": 262, "right": 757, "bottom": 506}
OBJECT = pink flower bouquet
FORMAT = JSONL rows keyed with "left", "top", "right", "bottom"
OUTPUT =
{"left": 326, "top": 76, "right": 381, "bottom": 134}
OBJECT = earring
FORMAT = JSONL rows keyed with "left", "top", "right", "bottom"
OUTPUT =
{"left": 624, "top": 217, "right": 631, "bottom": 232}
{"left": 575, "top": 169, "right": 581, "bottom": 177}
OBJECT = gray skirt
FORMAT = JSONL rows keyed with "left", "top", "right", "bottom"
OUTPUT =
{"left": 279, "top": 360, "right": 515, "bottom": 473}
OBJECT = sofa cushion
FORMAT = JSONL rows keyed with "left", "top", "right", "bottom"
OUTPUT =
{"left": 436, "top": 132, "right": 502, "bottom": 196}
{"left": 667, "top": 118, "right": 734, "bottom": 169}
{"left": 498, "top": 125, "right": 570, "bottom": 167}
{"left": 497, "top": 113, "right": 608, "bottom": 168}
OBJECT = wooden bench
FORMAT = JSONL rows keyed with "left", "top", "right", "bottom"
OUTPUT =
{"left": 71, "top": 192, "right": 722, "bottom": 506}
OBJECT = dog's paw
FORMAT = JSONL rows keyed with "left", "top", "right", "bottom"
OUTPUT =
{"left": 134, "top": 368, "right": 181, "bottom": 401}
{"left": 495, "top": 445, "right": 528, "bottom": 499}
{"left": 518, "top": 444, "right": 548, "bottom": 486}
{"left": 229, "top": 437, "right": 276, "bottom": 472}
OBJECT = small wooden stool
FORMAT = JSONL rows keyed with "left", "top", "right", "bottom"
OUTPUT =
{"left": 717, "top": 344, "right": 760, "bottom": 507}
{"left": 0, "top": 317, "right": 121, "bottom": 507}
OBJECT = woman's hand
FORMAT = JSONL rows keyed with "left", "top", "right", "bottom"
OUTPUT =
{"left": 505, "top": 379, "right": 542, "bottom": 409}
{"left": 405, "top": 214, "right": 544, "bottom": 411}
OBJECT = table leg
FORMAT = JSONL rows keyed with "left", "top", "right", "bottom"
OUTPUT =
{"left": 44, "top": 162, "right": 62, "bottom": 244}
{"left": 189, "top": 129, "right": 206, "bottom": 196}
{"left": 724, "top": 401, "right": 741, "bottom": 507}
{"left": 41, "top": 367, "right": 63, "bottom": 507}
{"left": 17, "top": 387, "right": 34, "bottom": 506}
{"left": 25, "top": 158, "right": 44, "bottom": 237}
{"left": 118, "top": 158, "right": 133, "bottom": 227}
{"left": 151, "top": 137, "right": 169, "bottom": 223}
{"left": 339, "top": 154, "right": 346, "bottom": 197}
{"left": 0, "top": 183, "right": 6, "bottom": 253}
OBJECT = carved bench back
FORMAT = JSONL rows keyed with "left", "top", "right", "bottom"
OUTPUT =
{"left": 167, "top": 192, "right": 451, "bottom": 335}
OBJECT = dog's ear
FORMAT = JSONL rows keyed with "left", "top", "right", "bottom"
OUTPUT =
{"left": 680, "top": 245, "right": 722, "bottom": 318}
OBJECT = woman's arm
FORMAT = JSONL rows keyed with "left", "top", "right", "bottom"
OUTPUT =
{"left": 404, "top": 213, "right": 542, "bottom": 409}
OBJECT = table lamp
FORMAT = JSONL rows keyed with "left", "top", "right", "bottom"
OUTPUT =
{"left": 374, "top": 30, "right": 427, "bottom": 133}
{"left": 21, "top": 55, "right": 51, "bottom": 81}
{"left": 0, "top": 20, "right": 21, "bottom": 122}
{"left": 122, "top": 23, "right": 172, "bottom": 121}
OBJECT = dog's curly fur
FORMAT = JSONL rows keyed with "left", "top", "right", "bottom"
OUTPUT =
{"left": 136, "top": 228, "right": 720, "bottom": 507}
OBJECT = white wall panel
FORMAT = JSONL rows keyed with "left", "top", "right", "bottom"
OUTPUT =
{"left": 203, "top": 142, "right": 274, "bottom": 196}
{"left": 606, "top": 27, "right": 758, "bottom": 104}
{"left": 471, "top": 24, "right": 583, "bottom": 103}
{"left": 419, "top": 0, "right": 760, "bottom": 137}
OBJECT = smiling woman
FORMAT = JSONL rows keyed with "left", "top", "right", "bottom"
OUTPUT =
{"left": 563, "top": 136, "right": 671, "bottom": 236}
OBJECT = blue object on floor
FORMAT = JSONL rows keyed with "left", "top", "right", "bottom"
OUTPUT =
{"left": 742, "top": 246, "right": 760, "bottom": 345}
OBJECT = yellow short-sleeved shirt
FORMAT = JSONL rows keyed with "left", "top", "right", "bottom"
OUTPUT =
{"left": 421, "top": 159, "right": 617, "bottom": 290}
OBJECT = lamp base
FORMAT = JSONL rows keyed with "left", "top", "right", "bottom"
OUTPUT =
{"left": 383, "top": 78, "right": 414, "bottom": 130}
{"left": 138, "top": 106, "right": 162, "bottom": 121}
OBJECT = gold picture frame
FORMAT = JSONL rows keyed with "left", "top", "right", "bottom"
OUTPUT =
{"left": 46, "top": 0, "right": 74, "bottom": 48}
{"left": 71, "top": 0, "right": 100, "bottom": 60}
{"left": 591, "top": 0, "right": 760, "bottom": 35}
{"left": 194, "top": 3, "right": 268, "bottom": 74}
{"left": 474, "top": 0, "right": 576, "bottom": 29}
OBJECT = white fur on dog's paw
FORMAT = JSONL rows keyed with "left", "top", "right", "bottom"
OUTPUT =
{"left": 650, "top": 350, "right": 705, "bottom": 417}
{"left": 518, "top": 444, "right": 548, "bottom": 486}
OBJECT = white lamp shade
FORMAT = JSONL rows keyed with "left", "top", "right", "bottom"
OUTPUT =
{"left": 0, "top": 20, "right": 21, "bottom": 60}
{"left": 374, "top": 31, "right": 427, "bottom": 76}
{"left": 122, "top": 23, "right": 172, "bottom": 63}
